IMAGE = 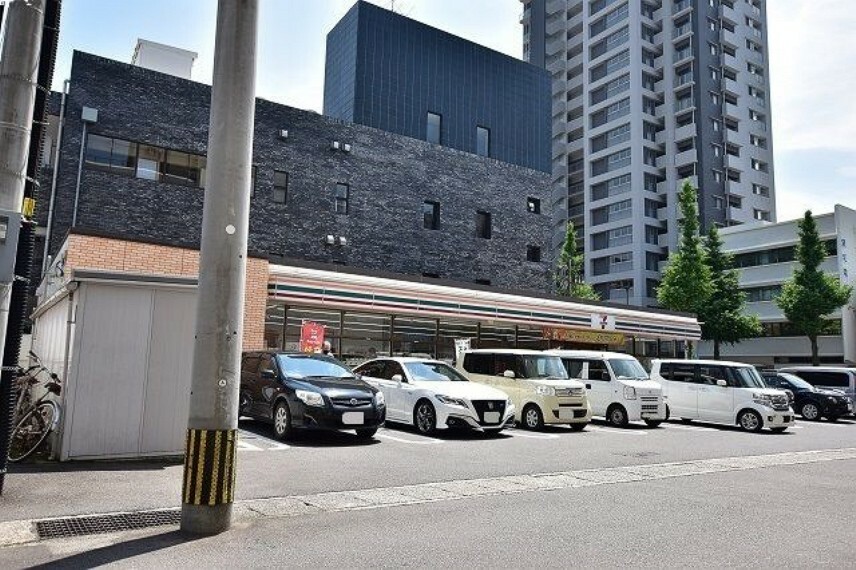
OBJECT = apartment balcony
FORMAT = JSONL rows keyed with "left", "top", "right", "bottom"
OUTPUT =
{"left": 724, "top": 153, "right": 743, "bottom": 171}
{"left": 722, "top": 77, "right": 740, "bottom": 97}
{"left": 655, "top": 154, "right": 669, "bottom": 169}
{"left": 673, "top": 24, "right": 693, "bottom": 43}
{"left": 657, "top": 231, "right": 671, "bottom": 248}
{"left": 546, "top": 57, "right": 567, "bottom": 77}
{"left": 673, "top": 0, "right": 692, "bottom": 18}
{"left": 720, "top": 2, "right": 737, "bottom": 24}
{"left": 724, "top": 126, "right": 742, "bottom": 145}
{"left": 567, "top": 51, "right": 583, "bottom": 69}
{"left": 566, "top": 115, "right": 584, "bottom": 133}
{"left": 675, "top": 122, "right": 696, "bottom": 142}
{"left": 546, "top": 35, "right": 565, "bottom": 57}
{"left": 723, "top": 102, "right": 741, "bottom": 121}
{"left": 659, "top": 175, "right": 697, "bottom": 195}
{"left": 722, "top": 51, "right": 739, "bottom": 71}
{"left": 674, "top": 148, "right": 697, "bottom": 168}
{"left": 546, "top": 0, "right": 565, "bottom": 15}
{"left": 551, "top": 99, "right": 566, "bottom": 118}
{"left": 720, "top": 28, "right": 738, "bottom": 49}
{"left": 546, "top": 16, "right": 565, "bottom": 36}
{"left": 746, "top": 49, "right": 764, "bottom": 67}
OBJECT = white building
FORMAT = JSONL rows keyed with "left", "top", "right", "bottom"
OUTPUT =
{"left": 698, "top": 204, "right": 856, "bottom": 366}
{"left": 131, "top": 39, "right": 197, "bottom": 80}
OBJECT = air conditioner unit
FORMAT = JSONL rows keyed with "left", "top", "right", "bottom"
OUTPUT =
{"left": 338, "top": 236, "right": 348, "bottom": 246}
{"left": 278, "top": 129, "right": 289, "bottom": 140}
{"left": 325, "top": 234, "right": 336, "bottom": 245}
{"left": 331, "top": 141, "right": 340, "bottom": 150}
{"left": 342, "top": 143, "right": 352, "bottom": 153}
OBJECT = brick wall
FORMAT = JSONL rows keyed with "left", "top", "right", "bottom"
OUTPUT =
{"left": 64, "top": 233, "right": 269, "bottom": 350}
{"left": 36, "top": 51, "right": 552, "bottom": 294}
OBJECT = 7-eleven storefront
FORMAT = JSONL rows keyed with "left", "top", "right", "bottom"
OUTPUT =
{"left": 265, "top": 265, "right": 701, "bottom": 367}
{"left": 32, "top": 233, "right": 699, "bottom": 460}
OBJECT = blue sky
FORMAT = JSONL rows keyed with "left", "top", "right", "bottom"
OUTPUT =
{"left": 51, "top": 0, "right": 855, "bottom": 222}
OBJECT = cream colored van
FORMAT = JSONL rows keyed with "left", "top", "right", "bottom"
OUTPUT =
{"left": 457, "top": 349, "right": 592, "bottom": 430}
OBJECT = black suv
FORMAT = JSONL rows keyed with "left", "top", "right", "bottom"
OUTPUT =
{"left": 763, "top": 372, "right": 852, "bottom": 422}
{"left": 240, "top": 351, "right": 386, "bottom": 440}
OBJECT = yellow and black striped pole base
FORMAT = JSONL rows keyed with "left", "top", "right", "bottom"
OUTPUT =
{"left": 181, "top": 428, "right": 237, "bottom": 507}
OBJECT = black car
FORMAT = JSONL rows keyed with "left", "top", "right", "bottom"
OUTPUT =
{"left": 240, "top": 351, "right": 386, "bottom": 440}
{"left": 763, "top": 372, "right": 852, "bottom": 421}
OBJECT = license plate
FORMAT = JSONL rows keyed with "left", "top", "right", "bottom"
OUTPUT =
{"left": 342, "top": 412, "right": 364, "bottom": 425}
{"left": 483, "top": 411, "right": 500, "bottom": 424}
{"left": 782, "top": 415, "right": 791, "bottom": 422}
{"left": 559, "top": 409, "right": 575, "bottom": 420}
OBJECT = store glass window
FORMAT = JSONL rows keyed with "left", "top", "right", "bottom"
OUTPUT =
{"left": 392, "top": 317, "right": 437, "bottom": 357}
{"left": 437, "top": 319, "right": 478, "bottom": 364}
{"left": 340, "top": 312, "right": 391, "bottom": 366}
{"left": 264, "top": 304, "right": 285, "bottom": 350}
{"left": 284, "top": 307, "right": 341, "bottom": 353}
{"left": 477, "top": 323, "right": 516, "bottom": 349}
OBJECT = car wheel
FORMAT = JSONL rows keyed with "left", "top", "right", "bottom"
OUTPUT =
{"left": 800, "top": 402, "right": 821, "bottom": 421}
{"left": 355, "top": 427, "right": 378, "bottom": 439}
{"left": 414, "top": 400, "right": 437, "bottom": 435}
{"left": 607, "top": 404, "right": 629, "bottom": 428}
{"left": 644, "top": 420, "right": 662, "bottom": 428}
{"left": 272, "top": 401, "right": 292, "bottom": 441}
{"left": 569, "top": 422, "right": 587, "bottom": 432}
{"left": 770, "top": 427, "right": 788, "bottom": 433}
{"left": 521, "top": 404, "right": 544, "bottom": 430}
{"left": 738, "top": 410, "right": 763, "bottom": 432}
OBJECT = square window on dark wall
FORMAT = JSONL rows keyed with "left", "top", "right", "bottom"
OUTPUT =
{"left": 426, "top": 112, "right": 441, "bottom": 144}
{"left": 527, "top": 246, "right": 542, "bottom": 262}
{"left": 476, "top": 211, "right": 492, "bottom": 239}
{"left": 136, "top": 144, "right": 164, "bottom": 181}
{"left": 84, "top": 134, "right": 113, "bottom": 169}
{"left": 423, "top": 200, "right": 440, "bottom": 230}
{"left": 527, "top": 197, "right": 541, "bottom": 214}
{"left": 476, "top": 126, "right": 490, "bottom": 157}
{"left": 334, "top": 182, "right": 349, "bottom": 214}
{"left": 273, "top": 170, "right": 288, "bottom": 203}
{"left": 164, "top": 150, "right": 192, "bottom": 186}
{"left": 475, "top": 279, "right": 491, "bottom": 286}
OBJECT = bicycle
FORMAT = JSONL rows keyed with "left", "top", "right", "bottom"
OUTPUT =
{"left": 8, "top": 351, "right": 62, "bottom": 463}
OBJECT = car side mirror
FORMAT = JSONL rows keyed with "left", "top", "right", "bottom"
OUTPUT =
{"left": 600, "top": 371, "right": 611, "bottom": 381}
{"left": 503, "top": 370, "right": 515, "bottom": 379}
{"left": 716, "top": 379, "right": 727, "bottom": 387}
{"left": 391, "top": 374, "right": 405, "bottom": 383}
{"left": 261, "top": 369, "right": 276, "bottom": 379}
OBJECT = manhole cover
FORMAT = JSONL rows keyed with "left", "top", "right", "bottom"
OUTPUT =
{"left": 36, "top": 509, "right": 180, "bottom": 540}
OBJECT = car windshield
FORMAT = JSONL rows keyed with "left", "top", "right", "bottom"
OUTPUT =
{"left": 276, "top": 354, "right": 354, "bottom": 380}
{"left": 404, "top": 362, "right": 469, "bottom": 382}
{"left": 733, "top": 367, "right": 767, "bottom": 389}
{"left": 520, "top": 356, "right": 569, "bottom": 379}
{"left": 608, "top": 358, "right": 649, "bottom": 380}
{"left": 779, "top": 374, "right": 815, "bottom": 391}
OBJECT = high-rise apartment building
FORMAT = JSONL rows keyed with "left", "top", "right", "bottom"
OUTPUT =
{"left": 522, "top": 0, "right": 776, "bottom": 306}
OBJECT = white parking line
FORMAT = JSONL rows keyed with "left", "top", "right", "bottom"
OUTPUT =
{"left": 666, "top": 424, "right": 714, "bottom": 432}
{"left": 587, "top": 426, "right": 648, "bottom": 436}
{"left": 376, "top": 432, "right": 444, "bottom": 445}
{"left": 506, "top": 430, "right": 560, "bottom": 440}
{"left": 237, "top": 440, "right": 265, "bottom": 451}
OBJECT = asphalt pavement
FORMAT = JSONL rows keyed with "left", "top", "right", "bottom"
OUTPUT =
{"left": 1, "top": 417, "right": 855, "bottom": 567}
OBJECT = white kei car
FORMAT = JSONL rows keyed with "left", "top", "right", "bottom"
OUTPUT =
{"left": 353, "top": 357, "right": 516, "bottom": 435}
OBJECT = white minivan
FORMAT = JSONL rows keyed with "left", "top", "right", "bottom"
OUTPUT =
{"left": 650, "top": 359, "right": 795, "bottom": 432}
{"left": 457, "top": 349, "right": 592, "bottom": 430}
{"left": 547, "top": 350, "right": 667, "bottom": 428}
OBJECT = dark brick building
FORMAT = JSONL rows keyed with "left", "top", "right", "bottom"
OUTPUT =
{"left": 323, "top": 1, "right": 551, "bottom": 173}
{"left": 35, "top": 51, "right": 552, "bottom": 291}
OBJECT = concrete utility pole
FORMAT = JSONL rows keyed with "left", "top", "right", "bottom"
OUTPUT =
{"left": 180, "top": 0, "right": 258, "bottom": 535}
{"left": 0, "top": 0, "right": 45, "bottom": 372}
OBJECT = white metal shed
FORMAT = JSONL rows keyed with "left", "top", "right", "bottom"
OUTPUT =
{"left": 30, "top": 270, "right": 197, "bottom": 460}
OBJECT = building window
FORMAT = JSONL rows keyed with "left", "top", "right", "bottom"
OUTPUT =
{"left": 422, "top": 272, "right": 440, "bottom": 279}
{"left": 476, "top": 126, "right": 490, "bottom": 157}
{"left": 752, "top": 183, "right": 770, "bottom": 197}
{"left": 474, "top": 279, "right": 492, "bottom": 286}
{"left": 526, "top": 246, "right": 542, "bottom": 262}
{"left": 476, "top": 211, "right": 492, "bottom": 239}
{"left": 136, "top": 144, "right": 164, "bottom": 181}
{"left": 426, "top": 112, "right": 441, "bottom": 144}
{"left": 713, "top": 196, "right": 724, "bottom": 210}
{"left": 753, "top": 208, "right": 771, "bottom": 221}
{"left": 423, "top": 200, "right": 440, "bottom": 230}
{"left": 527, "top": 197, "right": 541, "bottom": 214}
{"left": 334, "top": 183, "right": 349, "bottom": 214}
{"left": 273, "top": 170, "right": 288, "bottom": 203}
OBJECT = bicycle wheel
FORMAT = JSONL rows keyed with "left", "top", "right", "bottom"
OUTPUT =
{"left": 8, "top": 401, "right": 58, "bottom": 463}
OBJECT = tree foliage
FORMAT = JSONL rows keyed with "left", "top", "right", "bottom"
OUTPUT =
{"left": 698, "top": 225, "right": 762, "bottom": 359}
{"left": 555, "top": 221, "right": 600, "bottom": 301}
{"left": 776, "top": 211, "right": 853, "bottom": 365}
{"left": 657, "top": 180, "right": 713, "bottom": 316}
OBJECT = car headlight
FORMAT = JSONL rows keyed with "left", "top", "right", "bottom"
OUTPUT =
{"left": 535, "top": 385, "right": 555, "bottom": 396}
{"left": 295, "top": 390, "right": 325, "bottom": 407}
{"left": 570, "top": 387, "right": 585, "bottom": 396}
{"left": 374, "top": 391, "right": 385, "bottom": 407}
{"left": 435, "top": 394, "right": 468, "bottom": 407}
{"left": 623, "top": 386, "right": 637, "bottom": 400}
{"left": 506, "top": 398, "right": 513, "bottom": 408}
{"left": 752, "top": 393, "right": 773, "bottom": 407}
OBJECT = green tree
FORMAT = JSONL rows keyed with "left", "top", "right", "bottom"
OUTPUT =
{"left": 657, "top": 180, "right": 713, "bottom": 316}
{"left": 699, "top": 225, "right": 762, "bottom": 359}
{"left": 776, "top": 211, "right": 853, "bottom": 366}
{"left": 555, "top": 221, "right": 600, "bottom": 301}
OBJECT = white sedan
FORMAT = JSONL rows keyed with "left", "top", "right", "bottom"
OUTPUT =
{"left": 354, "top": 357, "right": 515, "bottom": 435}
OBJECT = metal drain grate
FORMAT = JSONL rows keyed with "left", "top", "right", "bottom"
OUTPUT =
{"left": 36, "top": 509, "right": 180, "bottom": 540}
